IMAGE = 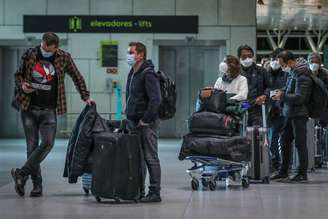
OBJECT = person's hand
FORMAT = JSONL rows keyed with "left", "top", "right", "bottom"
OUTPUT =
{"left": 22, "top": 82, "right": 35, "bottom": 94}
{"left": 255, "top": 95, "right": 266, "bottom": 105}
{"left": 272, "top": 90, "right": 283, "bottom": 101}
{"left": 138, "top": 120, "right": 149, "bottom": 127}
{"left": 85, "top": 98, "right": 96, "bottom": 106}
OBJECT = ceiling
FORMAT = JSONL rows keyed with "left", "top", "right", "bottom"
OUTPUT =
{"left": 257, "top": 0, "right": 328, "bottom": 30}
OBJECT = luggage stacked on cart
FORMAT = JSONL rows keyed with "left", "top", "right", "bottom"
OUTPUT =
{"left": 179, "top": 87, "right": 251, "bottom": 162}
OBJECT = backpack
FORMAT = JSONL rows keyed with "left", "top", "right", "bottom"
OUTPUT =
{"left": 157, "top": 71, "right": 176, "bottom": 120}
{"left": 308, "top": 74, "right": 328, "bottom": 118}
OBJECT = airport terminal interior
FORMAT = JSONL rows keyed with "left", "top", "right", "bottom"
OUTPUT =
{"left": 1, "top": 0, "right": 328, "bottom": 218}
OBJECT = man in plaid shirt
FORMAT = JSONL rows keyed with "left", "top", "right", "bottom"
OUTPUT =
{"left": 11, "top": 32, "right": 95, "bottom": 197}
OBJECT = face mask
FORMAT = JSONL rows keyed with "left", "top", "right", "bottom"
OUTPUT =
{"left": 127, "top": 54, "right": 136, "bottom": 66}
{"left": 240, "top": 58, "right": 253, "bottom": 68}
{"left": 309, "top": 63, "right": 320, "bottom": 72}
{"left": 40, "top": 42, "right": 54, "bottom": 58}
{"left": 270, "top": 60, "right": 281, "bottom": 70}
{"left": 219, "top": 62, "right": 228, "bottom": 74}
{"left": 282, "top": 66, "right": 291, "bottom": 73}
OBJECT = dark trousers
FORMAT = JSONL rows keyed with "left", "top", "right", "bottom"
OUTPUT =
{"left": 280, "top": 117, "right": 308, "bottom": 175}
{"left": 268, "top": 116, "right": 284, "bottom": 169}
{"left": 133, "top": 120, "right": 161, "bottom": 194}
{"left": 21, "top": 108, "right": 57, "bottom": 184}
{"left": 247, "top": 108, "right": 262, "bottom": 126}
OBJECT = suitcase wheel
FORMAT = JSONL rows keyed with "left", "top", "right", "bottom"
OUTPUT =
{"left": 241, "top": 177, "right": 250, "bottom": 188}
{"left": 208, "top": 180, "right": 216, "bottom": 191}
{"left": 191, "top": 178, "right": 199, "bottom": 191}
{"left": 95, "top": 196, "right": 101, "bottom": 203}
{"left": 83, "top": 187, "right": 90, "bottom": 195}
{"left": 201, "top": 178, "right": 209, "bottom": 188}
{"left": 114, "top": 197, "right": 121, "bottom": 204}
{"left": 262, "top": 176, "right": 270, "bottom": 184}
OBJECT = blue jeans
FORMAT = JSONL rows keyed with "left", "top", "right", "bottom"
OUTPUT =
{"left": 268, "top": 116, "right": 284, "bottom": 169}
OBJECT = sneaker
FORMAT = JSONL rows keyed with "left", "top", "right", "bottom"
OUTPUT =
{"left": 140, "top": 192, "right": 162, "bottom": 203}
{"left": 288, "top": 173, "right": 308, "bottom": 183}
{"left": 270, "top": 172, "right": 289, "bottom": 182}
{"left": 11, "top": 168, "right": 28, "bottom": 197}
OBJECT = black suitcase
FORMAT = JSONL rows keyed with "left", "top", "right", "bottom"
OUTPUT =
{"left": 91, "top": 131, "right": 144, "bottom": 203}
{"left": 178, "top": 133, "right": 251, "bottom": 162}
{"left": 189, "top": 111, "right": 238, "bottom": 136}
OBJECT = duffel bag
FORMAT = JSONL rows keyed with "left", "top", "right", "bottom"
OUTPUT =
{"left": 178, "top": 133, "right": 251, "bottom": 162}
{"left": 189, "top": 111, "right": 239, "bottom": 136}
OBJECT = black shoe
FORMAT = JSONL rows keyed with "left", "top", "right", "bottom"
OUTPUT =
{"left": 11, "top": 168, "right": 28, "bottom": 197}
{"left": 30, "top": 183, "right": 43, "bottom": 197}
{"left": 140, "top": 192, "right": 162, "bottom": 203}
{"left": 270, "top": 172, "right": 289, "bottom": 182}
{"left": 289, "top": 174, "right": 308, "bottom": 183}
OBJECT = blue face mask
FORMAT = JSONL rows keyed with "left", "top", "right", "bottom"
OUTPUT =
{"left": 40, "top": 43, "right": 54, "bottom": 58}
{"left": 127, "top": 54, "right": 136, "bottom": 66}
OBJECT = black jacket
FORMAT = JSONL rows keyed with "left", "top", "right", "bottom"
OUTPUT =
{"left": 282, "top": 62, "right": 313, "bottom": 118}
{"left": 63, "top": 104, "right": 112, "bottom": 183}
{"left": 241, "top": 63, "right": 269, "bottom": 110}
{"left": 316, "top": 68, "right": 328, "bottom": 124}
{"left": 125, "top": 60, "right": 161, "bottom": 123}
{"left": 266, "top": 67, "right": 288, "bottom": 120}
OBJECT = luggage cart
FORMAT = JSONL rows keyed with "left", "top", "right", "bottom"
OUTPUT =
{"left": 186, "top": 156, "right": 250, "bottom": 190}
{"left": 184, "top": 111, "right": 251, "bottom": 191}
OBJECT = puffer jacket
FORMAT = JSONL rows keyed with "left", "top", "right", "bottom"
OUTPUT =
{"left": 281, "top": 60, "right": 313, "bottom": 118}
{"left": 63, "top": 104, "right": 112, "bottom": 183}
{"left": 240, "top": 63, "right": 270, "bottom": 109}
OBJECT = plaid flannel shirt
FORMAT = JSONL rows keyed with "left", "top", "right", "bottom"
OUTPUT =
{"left": 14, "top": 46, "right": 90, "bottom": 114}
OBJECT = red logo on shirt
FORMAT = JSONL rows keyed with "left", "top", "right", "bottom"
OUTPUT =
{"left": 32, "top": 61, "right": 55, "bottom": 84}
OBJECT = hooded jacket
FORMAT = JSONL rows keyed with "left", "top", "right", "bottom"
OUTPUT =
{"left": 125, "top": 60, "right": 161, "bottom": 123}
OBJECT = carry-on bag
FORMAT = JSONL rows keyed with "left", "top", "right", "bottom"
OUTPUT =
{"left": 198, "top": 87, "right": 226, "bottom": 113}
{"left": 91, "top": 130, "right": 144, "bottom": 203}
{"left": 246, "top": 104, "right": 270, "bottom": 183}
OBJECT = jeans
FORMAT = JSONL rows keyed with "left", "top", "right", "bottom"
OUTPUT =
{"left": 280, "top": 117, "right": 308, "bottom": 175}
{"left": 268, "top": 116, "right": 284, "bottom": 169}
{"left": 130, "top": 120, "right": 161, "bottom": 194}
{"left": 21, "top": 108, "right": 57, "bottom": 184}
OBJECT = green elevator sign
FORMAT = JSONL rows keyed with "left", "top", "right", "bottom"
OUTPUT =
{"left": 23, "top": 15, "right": 198, "bottom": 33}
{"left": 68, "top": 16, "right": 82, "bottom": 32}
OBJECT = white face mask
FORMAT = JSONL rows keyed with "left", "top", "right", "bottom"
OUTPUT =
{"left": 219, "top": 62, "right": 228, "bottom": 74}
{"left": 240, "top": 58, "right": 253, "bottom": 68}
{"left": 40, "top": 42, "right": 54, "bottom": 58}
{"left": 127, "top": 54, "right": 136, "bottom": 66}
{"left": 309, "top": 63, "right": 320, "bottom": 72}
{"left": 270, "top": 60, "right": 281, "bottom": 70}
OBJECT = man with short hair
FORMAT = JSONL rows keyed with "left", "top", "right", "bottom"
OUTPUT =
{"left": 125, "top": 42, "right": 162, "bottom": 202}
{"left": 271, "top": 50, "right": 312, "bottom": 182}
{"left": 11, "top": 32, "right": 94, "bottom": 197}
{"left": 237, "top": 44, "right": 269, "bottom": 126}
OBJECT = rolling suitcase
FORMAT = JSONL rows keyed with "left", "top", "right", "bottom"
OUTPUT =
{"left": 91, "top": 131, "right": 144, "bottom": 203}
{"left": 246, "top": 105, "right": 270, "bottom": 183}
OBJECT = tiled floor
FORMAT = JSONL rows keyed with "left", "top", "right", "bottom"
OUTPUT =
{"left": 0, "top": 139, "right": 328, "bottom": 219}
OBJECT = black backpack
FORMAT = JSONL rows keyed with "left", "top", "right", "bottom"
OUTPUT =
{"left": 157, "top": 71, "right": 176, "bottom": 120}
{"left": 308, "top": 74, "right": 328, "bottom": 118}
